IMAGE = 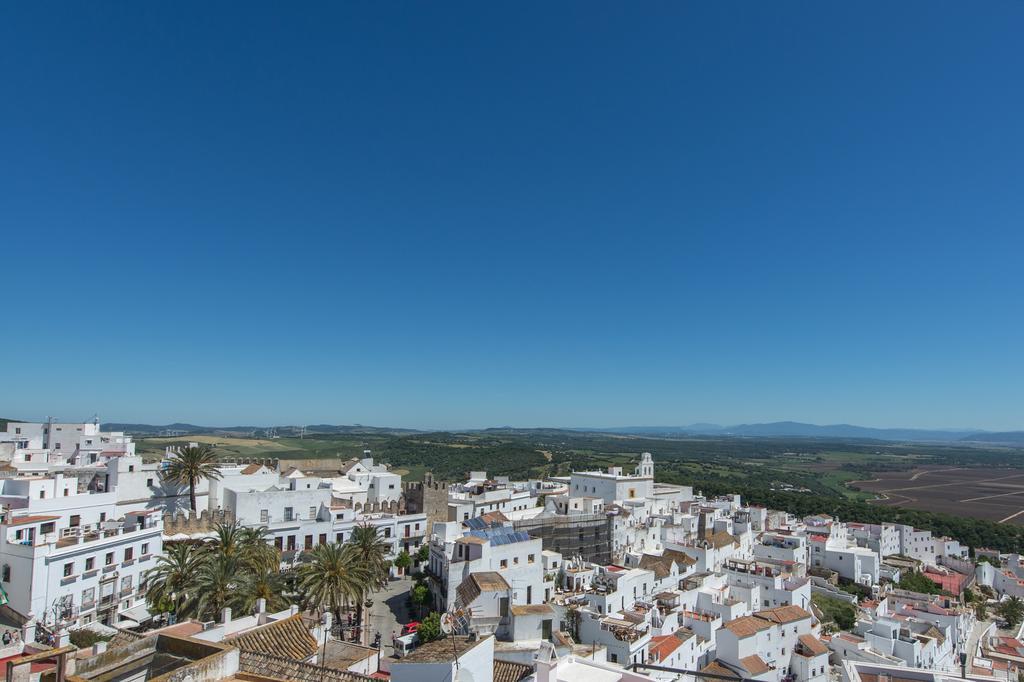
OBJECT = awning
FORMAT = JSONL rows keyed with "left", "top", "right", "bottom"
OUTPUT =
{"left": 115, "top": 618, "right": 140, "bottom": 628}
{"left": 119, "top": 604, "right": 153, "bottom": 623}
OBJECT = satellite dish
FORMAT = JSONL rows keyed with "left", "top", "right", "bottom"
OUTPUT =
{"left": 440, "top": 611, "right": 457, "bottom": 635}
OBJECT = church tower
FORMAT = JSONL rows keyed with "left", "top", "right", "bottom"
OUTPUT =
{"left": 637, "top": 451, "right": 654, "bottom": 478}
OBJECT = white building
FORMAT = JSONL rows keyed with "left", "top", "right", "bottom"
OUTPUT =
{"left": 0, "top": 473, "right": 162, "bottom": 629}
{"left": 714, "top": 605, "right": 827, "bottom": 682}
{"left": 428, "top": 518, "right": 546, "bottom": 615}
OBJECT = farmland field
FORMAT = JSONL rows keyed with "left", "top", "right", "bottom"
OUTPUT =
{"left": 852, "top": 466, "right": 1024, "bottom": 525}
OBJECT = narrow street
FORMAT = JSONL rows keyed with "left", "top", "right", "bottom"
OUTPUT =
{"left": 362, "top": 574, "right": 414, "bottom": 673}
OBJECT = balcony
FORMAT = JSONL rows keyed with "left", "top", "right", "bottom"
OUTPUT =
{"left": 54, "top": 522, "right": 157, "bottom": 549}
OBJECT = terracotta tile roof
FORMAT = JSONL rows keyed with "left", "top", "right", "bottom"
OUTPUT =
{"left": 6, "top": 515, "right": 60, "bottom": 526}
{"left": 639, "top": 549, "right": 696, "bottom": 579}
{"left": 455, "top": 535, "right": 487, "bottom": 544}
{"left": 739, "top": 655, "right": 770, "bottom": 675}
{"left": 701, "top": 660, "right": 741, "bottom": 679}
{"left": 241, "top": 464, "right": 264, "bottom": 475}
{"left": 239, "top": 652, "right": 372, "bottom": 681}
{"left": 755, "top": 605, "right": 811, "bottom": 624}
{"left": 339, "top": 459, "right": 363, "bottom": 474}
{"left": 151, "top": 622, "right": 205, "bottom": 638}
{"left": 509, "top": 604, "right": 555, "bottom": 616}
{"left": 721, "top": 615, "right": 772, "bottom": 638}
{"left": 796, "top": 634, "right": 829, "bottom": 656}
{"left": 707, "top": 530, "right": 738, "bottom": 549}
{"left": 649, "top": 634, "right": 684, "bottom": 661}
{"left": 478, "top": 511, "right": 509, "bottom": 525}
{"left": 493, "top": 659, "right": 533, "bottom": 682}
{"left": 455, "top": 571, "right": 510, "bottom": 606}
{"left": 471, "top": 571, "right": 510, "bottom": 592}
{"left": 229, "top": 614, "right": 318, "bottom": 661}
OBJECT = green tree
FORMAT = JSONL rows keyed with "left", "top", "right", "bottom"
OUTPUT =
{"left": 411, "top": 583, "right": 430, "bottom": 618}
{"left": 231, "top": 568, "right": 292, "bottom": 615}
{"left": 812, "top": 594, "right": 856, "bottom": 631}
{"left": 394, "top": 550, "right": 412, "bottom": 576}
{"left": 999, "top": 596, "right": 1024, "bottom": 628}
{"left": 897, "top": 571, "right": 942, "bottom": 595}
{"left": 415, "top": 544, "right": 430, "bottom": 564}
{"left": 348, "top": 524, "right": 392, "bottom": 633}
{"left": 417, "top": 612, "right": 443, "bottom": 643}
{"left": 296, "top": 543, "right": 370, "bottom": 626}
{"left": 205, "top": 521, "right": 279, "bottom": 574}
{"left": 163, "top": 444, "right": 223, "bottom": 512}
{"left": 145, "top": 543, "right": 203, "bottom": 617}
{"left": 193, "top": 554, "right": 239, "bottom": 620}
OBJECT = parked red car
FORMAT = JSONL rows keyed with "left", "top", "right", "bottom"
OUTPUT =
{"left": 401, "top": 621, "right": 420, "bottom": 635}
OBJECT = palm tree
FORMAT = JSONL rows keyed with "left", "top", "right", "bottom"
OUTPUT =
{"left": 145, "top": 543, "right": 202, "bottom": 618}
{"left": 347, "top": 524, "right": 391, "bottom": 638}
{"left": 296, "top": 543, "right": 370, "bottom": 628}
{"left": 206, "top": 521, "right": 278, "bottom": 573}
{"left": 194, "top": 553, "right": 239, "bottom": 621}
{"left": 231, "top": 568, "right": 291, "bottom": 615}
{"left": 163, "top": 443, "right": 222, "bottom": 512}
{"left": 348, "top": 524, "right": 391, "bottom": 589}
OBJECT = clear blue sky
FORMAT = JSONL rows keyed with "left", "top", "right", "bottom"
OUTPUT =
{"left": 2, "top": 2, "right": 1022, "bottom": 431}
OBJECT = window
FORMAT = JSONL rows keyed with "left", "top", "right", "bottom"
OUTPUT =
{"left": 128, "top": 465, "right": 135, "bottom": 473}
{"left": 100, "top": 513, "right": 106, "bottom": 522}
{"left": 1, "top": 565, "right": 9, "bottom": 582}
{"left": 500, "top": 559, "right": 508, "bottom": 569}
{"left": 389, "top": 484, "right": 395, "bottom": 489}
{"left": 284, "top": 507, "right": 294, "bottom": 522}
{"left": 85, "top": 557, "right": 95, "bottom": 571}
{"left": 384, "top": 528, "right": 392, "bottom": 538}
{"left": 309, "top": 506, "right": 317, "bottom": 519}
{"left": 528, "top": 554, "right": 535, "bottom": 563}
{"left": 260, "top": 510, "right": 269, "bottom": 523}
{"left": 121, "top": 575, "right": 132, "bottom": 592}
{"left": 415, "top": 523, "right": 420, "bottom": 530}
{"left": 147, "top": 478, "right": 154, "bottom": 487}
{"left": 513, "top": 556, "right": 519, "bottom": 565}
{"left": 64, "top": 562, "right": 74, "bottom": 577}
{"left": 105, "top": 552, "right": 114, "bottom": 566}
{"left": 39, "top": 491, "right": 45, "bottom": 499}
{"left": 141, "top": 543, "right": 149, "bottom": 556}
{"left": 124, "top": 547, "right": 134, "bottom": 562}
{"left": 81, "top": 587, "right": 95, "bottom": 606}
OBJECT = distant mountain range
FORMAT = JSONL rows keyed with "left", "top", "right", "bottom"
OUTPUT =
{"left": 582, "top": 421, "right": 1024, "bottom": 444}
{"left": 3, "top": 417, "right": 1021, "bottom": 446}
{"left": 99, "top": 422, "right": 418, "bottom": 436}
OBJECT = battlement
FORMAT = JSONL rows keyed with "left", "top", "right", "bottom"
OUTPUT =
{"left": 162, "top": 508, "right": 235, "bottom": 534}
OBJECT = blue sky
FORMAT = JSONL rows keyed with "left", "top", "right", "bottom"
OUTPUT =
{"left": 2, "top": 2, "right": 1022, "bottom": 430}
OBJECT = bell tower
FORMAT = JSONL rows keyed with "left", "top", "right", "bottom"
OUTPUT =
{"left": 637, "top": 451, "right": 654, "bottom": 478}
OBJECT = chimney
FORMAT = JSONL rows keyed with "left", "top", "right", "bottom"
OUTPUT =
{"left": 255, "top": 598, "right": 267, "bottom": 615}
{"left": 221, "top": 607, "right": 232, "bottom": 624}
{"left": 290, "top": 604, "right": 299, "bottom": 616}
{"left": 93, "top": 642, "right": 108, "bottom": 655}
